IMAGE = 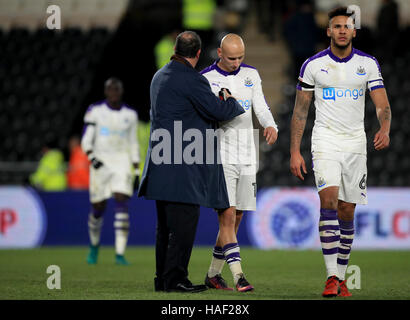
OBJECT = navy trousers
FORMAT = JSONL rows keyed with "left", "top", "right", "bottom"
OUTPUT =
{"left": 155, "top": 200, "right": 200, "bottom": 290}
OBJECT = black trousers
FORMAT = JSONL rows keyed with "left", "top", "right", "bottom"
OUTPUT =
{"left": 155, "top": 200, "right": 200, "bottom": 289}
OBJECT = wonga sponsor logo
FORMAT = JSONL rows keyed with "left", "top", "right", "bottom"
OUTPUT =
{"left": 0, "top": 187, "right": 47, "bottom": 248}
{"left": 237, "top": 99, "right": 251, "bottom": 110}
{"left": 323, "top": 87, "right": 364, "bottom": 101}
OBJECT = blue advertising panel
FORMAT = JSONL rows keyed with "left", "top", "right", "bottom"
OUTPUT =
{"left": 0, "top": 187, "right": 250, "bottom": 247}
{"left": 1, "top": 187, "right": 409, "bottom": 249}
{"left": 248, "top": 187, "right": 410, "bottom": 250}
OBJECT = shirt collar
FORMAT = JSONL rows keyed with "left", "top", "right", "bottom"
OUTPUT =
{"left": 213, "top": 59, "right": 241, "bottom": 76}
{"left": 104, "top": 100, "right": 123, "bottom": 111}
{"left": 327, "top": 47, "right": 355, "bottom": 63}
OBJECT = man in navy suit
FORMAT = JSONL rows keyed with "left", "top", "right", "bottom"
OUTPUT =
{"left": 138, "top": 31, "right": 244, "bottom": 293}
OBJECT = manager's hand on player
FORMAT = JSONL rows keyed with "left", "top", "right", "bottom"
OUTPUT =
{"left": 373, "top": 129, "right": 390, "bottom": 151}
{"left": 290, "top": 152, "right": 307, "bottom": 181}
{"left": 264, "top": 127, "right": 278, "bottom": 145}
{"left": 91, "top": 157, "right": 104, "bottom": 169}
{"left": 218, "top": 88, "right": 233, "bottom": 101}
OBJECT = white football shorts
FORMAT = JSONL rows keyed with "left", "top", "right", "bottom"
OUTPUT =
{"left": 89, "top": 165, "right": 133, "bottom": 203}
{"left": 223, "top": 164, "right": 257, "bottom": 211}
{"left": 312, "top": 151, "right": 368, "bottom": 205}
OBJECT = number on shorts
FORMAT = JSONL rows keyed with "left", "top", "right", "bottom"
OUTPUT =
{"left": 359, "top": 174, "right": 367, "bottom": 190}
{"left": 252, "top": 182, "right": 257, "bottom": 198}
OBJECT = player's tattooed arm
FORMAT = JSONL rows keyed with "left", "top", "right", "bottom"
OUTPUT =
{"left": 290, "top": 89, "right": 313, "bottom": 180}
{"left": 370, "top": 87, "right": 391, "bottom": 150}
{"left": 290, "top": 90, "right": 313, "bottom": 153}
{"left": 377, "top": 105, "right": 391, "bottom": 125}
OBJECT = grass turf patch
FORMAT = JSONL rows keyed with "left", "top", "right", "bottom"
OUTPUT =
{"left": 0, "top": 246, "right": 409, "bottom": 300}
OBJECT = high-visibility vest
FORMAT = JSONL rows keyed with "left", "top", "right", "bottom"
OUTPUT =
{"left": 30, "top": 149, "right": 67, "bottom": 191}
{"left": 154, "top": 35, "right": 175, "bottom": 69}
{"left": 183, "top": 0, "right": 216, "bottom": 30}
{"left": 67, "top": 146, "right": 90, "bottom": 190}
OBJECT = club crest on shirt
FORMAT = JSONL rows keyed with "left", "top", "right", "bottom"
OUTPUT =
{"left": 244, "top": 77, "right": 253, "bottom": 87}
{"left": 356, "top": 66, "right": 366, "bottom": 75}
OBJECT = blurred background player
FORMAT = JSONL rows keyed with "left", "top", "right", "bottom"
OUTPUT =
{"left": 290, "top": 7, "right": 391, "bottom": 297}
{"left": 200, "top": 34, "right": 278, "bottom": 292}
{"left": 81, "top": 77, "right": 140, "bottom": 265}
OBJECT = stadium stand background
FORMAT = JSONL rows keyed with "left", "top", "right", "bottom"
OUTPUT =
{"left": 0, "top": 0, "right": 409, "bottom": 189}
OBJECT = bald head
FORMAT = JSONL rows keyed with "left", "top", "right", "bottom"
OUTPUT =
{"left": 220, "top": 33, "right": 245, "bottom": 51}
{"left": 217, "top": 33, "right": 245, "bottom": 73}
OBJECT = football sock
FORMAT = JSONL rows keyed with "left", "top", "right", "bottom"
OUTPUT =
{"left": 88, "top": 208, "right": 104, "bottom": 246}
{"left": 114, "top": 199, "right": 130, "bottom": 255}
{"left": 223, "top": 243, "right": 243, "bottom": 285}
{"left": 337, "top": 219, "right": 355, "bottom": 281}
{"left": 208, "top": 246, "right": 225, "bottom": 278}
{"left": 319, "top": 208, "right": 340, "bottom": 279}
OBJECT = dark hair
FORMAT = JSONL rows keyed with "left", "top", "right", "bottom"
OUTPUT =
{"left": 328, "top": 6, "right": 354, "bottom": 22}
{"left": 104, "top": 77, "right": 123, "bottom": 89}
{"left": 174, "top": 31, "right": 201, "bottom": 58}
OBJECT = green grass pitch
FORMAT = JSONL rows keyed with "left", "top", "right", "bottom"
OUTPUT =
{"left": 1, "top": 246, "right": 409, "bottom": 300}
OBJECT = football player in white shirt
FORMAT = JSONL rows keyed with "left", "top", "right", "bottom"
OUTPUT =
{"left": 81, "top": 78, "right": 140, "bottom": 266}
{"left": 290, "top": 7, "right": 391, "bottom": 297}
{"left": 201, "top": 34, "right": 278, "bottom": 292}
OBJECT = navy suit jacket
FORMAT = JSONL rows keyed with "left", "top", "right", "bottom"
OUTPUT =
{"left": 138, "top": 57, "right": 244, "bottom": 209}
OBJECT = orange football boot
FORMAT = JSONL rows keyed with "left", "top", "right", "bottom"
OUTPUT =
{"left": 338, "top": 280, "right": 352, "bottom": 297}
{"left": 322, "top": 276, "right": 339, "bottom": 297}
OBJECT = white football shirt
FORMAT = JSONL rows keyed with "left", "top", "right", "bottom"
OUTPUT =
{"left": 81, "top": 100, "right": 139, "bottom": 172}
{"left": 297, "top": 47, "right": 384, "bottom": 154}
{"left": 201, "top": 61, "right": 278, "bottom": 165}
